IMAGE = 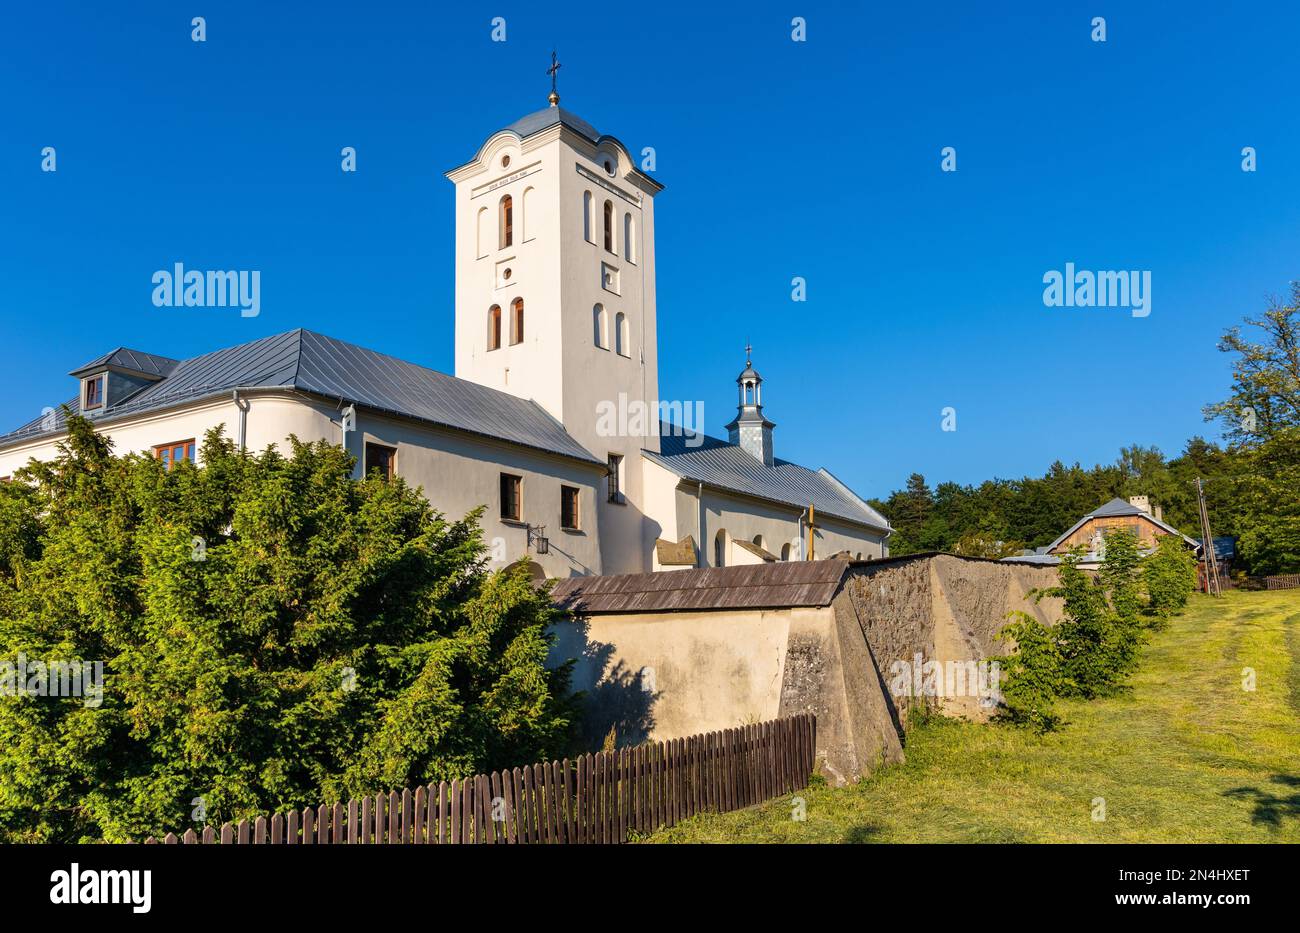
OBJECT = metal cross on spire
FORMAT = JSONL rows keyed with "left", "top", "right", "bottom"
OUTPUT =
{"left": 547, "top": 51, "right": 562, "bottom": 106}
{"left": 745, "top": 342, "right": 753, "bottom": 363}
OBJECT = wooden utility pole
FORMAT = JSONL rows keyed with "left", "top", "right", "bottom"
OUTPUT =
{"left": 1195, "top": 477, "right": 1222, "bottom": 596}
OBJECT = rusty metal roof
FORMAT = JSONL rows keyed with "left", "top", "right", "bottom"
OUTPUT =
{"left": 550, "top": 560, "right": 852, "bottom": 614}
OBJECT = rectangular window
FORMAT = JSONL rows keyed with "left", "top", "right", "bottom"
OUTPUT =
{"left": 606, "top": 454, "right": 623, "bottom": 504}
{"left": 500, "top": 473, "right": 522, "bottom": 522}
{"left": 561, "top": 485, "right": 580, "bottom": 530}
{"left": 364, "top": 442, "right": 397, "bottom": 480}
{"left": 83, "top": 376, "right": 103, "bottom": 411}
{"left": 154, "top": 439, "right": 196, "bottom": 471}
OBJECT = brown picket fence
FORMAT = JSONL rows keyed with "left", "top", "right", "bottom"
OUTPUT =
{"left": 1264, "top": 574, "right": 1300, "bottom": 590}
{"left": 143, "top": 713, "right": 816, "bottom": 844}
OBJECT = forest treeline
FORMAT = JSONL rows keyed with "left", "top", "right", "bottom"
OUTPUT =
{"left": 870, "top": 283, "right": 1300, "bottom": 577}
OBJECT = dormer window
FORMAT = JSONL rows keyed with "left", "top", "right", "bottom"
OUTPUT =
{"left": 82, "top": 375, "right": 104, "bottom": 411}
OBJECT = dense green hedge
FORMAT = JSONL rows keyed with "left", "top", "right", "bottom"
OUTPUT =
{"left": 0, "top": 416, "right": 578, "bottom": 842}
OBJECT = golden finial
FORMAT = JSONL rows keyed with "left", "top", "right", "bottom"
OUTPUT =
{"left": 547, "top": 51, "right": 562, "bottom": 107}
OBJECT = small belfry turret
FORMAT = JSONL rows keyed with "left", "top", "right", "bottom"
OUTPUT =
{"left": 725, "top": 345, "right": 776, "bottom": 466}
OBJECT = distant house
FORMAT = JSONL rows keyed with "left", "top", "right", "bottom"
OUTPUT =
{"left": 1004, "top": 496, "right": 1200, "bottom": 568}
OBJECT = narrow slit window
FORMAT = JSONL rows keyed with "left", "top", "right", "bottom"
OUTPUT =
{"left": 606, "top": 453, "right": 623, "bottom": 503}
{"left": 487, "top": 305, "right": 502, "bottom": 350}
{"left": 603, "top": 200, "right": 613, "bottom": 252}
{"left": 499, "top": 194, "right": 513, "bottom": 249}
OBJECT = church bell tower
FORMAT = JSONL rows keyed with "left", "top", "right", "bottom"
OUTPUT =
{"left": 445, "top": 58, "right": 665, "bottom": 573}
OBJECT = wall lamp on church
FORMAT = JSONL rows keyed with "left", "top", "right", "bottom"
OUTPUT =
{"left": 526, "top": 524, "right": 549, "bottom": 555}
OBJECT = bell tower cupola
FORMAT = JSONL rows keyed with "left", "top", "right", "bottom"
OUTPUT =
{"left": 725, "top": 346, "right": 776, "bottom": 466}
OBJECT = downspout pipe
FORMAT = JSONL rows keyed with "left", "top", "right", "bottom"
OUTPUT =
{"left": 339, "top": 402, "right": 357, "bottom": 476}
{"left": 232, "top": 389, "right": 250, "bottom": 452}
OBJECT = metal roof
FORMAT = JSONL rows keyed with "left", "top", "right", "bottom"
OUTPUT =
{"left": 504, "top": 106, "right": 602, "bottom": 144}
{"left": 1, "top": 329, "right": 600, "bottom": 464}
{"left": 644, "top": 427, "right": 891, "bottom": 533}
{"left": 70, "top": 347, "right": 179, "bottom": 379}
{"left": 550, "top": 560, "right": 853, "bottom": 614}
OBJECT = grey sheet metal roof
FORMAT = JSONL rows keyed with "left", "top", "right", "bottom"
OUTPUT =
{"left": 504, "top": 106, "right": 601, "bottom": 144}
{"left": 1, "top": 329, "right": 600, "bottom": 465}
{"left": 644, "top": 427, "right": 891, "bottom": 533}
{"left": 1046, "top": 497, "right": 1199, "bottom": 552}
{"left": 551, "top": 560, "right": 853, "bottom": 614}
{"left": 70, "top": 348, "right": 179, "bottom": 379}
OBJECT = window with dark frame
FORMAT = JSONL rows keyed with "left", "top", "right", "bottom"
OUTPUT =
{"left": 500, "top": 194, "right": 513, "bottom": 249}
{"left": 488, "top": 305, "right": 502, "bottom": 350}
{"left": 560, "top": 485, "right": 580, "bottom": 530}
{"left": 83, "top": 375, "right": 103, "bottom": 410}
{"left": 510, "top": 298, "right": 524, "bottom": 344}
{"left": 606, "top": 454, "right": 623, "bottom": 503}
{"left": 603, "top": 200, "right": 613, "bottom": 252}
{"left": 500, "top": 473, "right": 522, "bottom": 522}
{"left": 364, "top": 442, "right": 397, "bottom": 480}
{"left": 154, "top": 439, "right": 196, "bottom": 471}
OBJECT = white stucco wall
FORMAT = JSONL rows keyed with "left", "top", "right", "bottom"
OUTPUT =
{"left": 639, "top": 452, "right": 888, "bottom": 570}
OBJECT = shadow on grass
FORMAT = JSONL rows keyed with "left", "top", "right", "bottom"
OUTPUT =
{"left": 843, "top": 824, "right": 886, "bottom": 843}
{"left": 1223, "top": 774, "right": 1300, "bottom": 827}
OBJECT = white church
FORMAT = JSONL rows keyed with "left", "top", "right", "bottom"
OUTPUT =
{"left": 0, "top": 83, "right": 891, "bottom": 578}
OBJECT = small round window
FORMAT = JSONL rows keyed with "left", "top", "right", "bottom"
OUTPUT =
{"left": 603, "top": 159, "right": 615, "bottom": 176}
{"left": 503, "top": 268, "right": 512, "bottom": 280}
{"left": 501, "top": 155, "right": 511, "bottom": 168}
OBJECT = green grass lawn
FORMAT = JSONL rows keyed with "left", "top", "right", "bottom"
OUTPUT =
{"left": 651, "top": 589, "right": 1300, "bottom": 843}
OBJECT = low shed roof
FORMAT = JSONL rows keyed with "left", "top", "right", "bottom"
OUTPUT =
{"left": 550, "top": 560, "right": 853, "bottom": 614}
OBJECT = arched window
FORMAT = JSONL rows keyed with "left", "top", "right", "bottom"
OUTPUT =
{"left": 593, "top": 303, "right": 608, "bottom": 349}
{"left": 623, "top": 212, "right": 635, "bottom": 262}
{"left": 603, "top": 200, "right": 613, "bottom": 252}
{"left": 510, "top": 298, "right": 524, "bottom": 345}
{"left": 583, "top": 191, "right": 593, "bottom": 243}
{"left": 714, "top": 530, "right": 728, "bottom": 567}
{"left": 499, "top": 195, "right": 513, "bottom": 249}
{"left": 521, "top": 187, "right": 535, "bottom": 242}
{"left": 476, "top": 207, "right": 488, "bottom": 259}
{"left": 615, "top": 311, "right": 629, "bottom": 357}
{"left": 780, "top": 543, "right": 792, "bottom": 561}
{"left": 753, "top": 534, "right": 766, "bottom": 551}
{"left": 487, "top": 305, "right": 502, "bottom": 350}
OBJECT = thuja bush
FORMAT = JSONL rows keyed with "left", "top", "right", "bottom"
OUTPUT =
{"left": 0, "top": 416, "right": 579, "bottom": 842}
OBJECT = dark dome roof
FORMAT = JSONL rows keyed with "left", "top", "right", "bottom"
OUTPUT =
{"left": 503, "top": 106, "right": 601, "bottom": 144}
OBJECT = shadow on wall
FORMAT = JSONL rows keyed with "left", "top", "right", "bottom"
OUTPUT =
{"left": 548, "top": 614, "right": 658, "bottom": 753}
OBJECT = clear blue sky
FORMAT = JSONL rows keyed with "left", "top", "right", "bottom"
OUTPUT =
{"left": 3, "top": 1, "right": 1297, "bottom": 498}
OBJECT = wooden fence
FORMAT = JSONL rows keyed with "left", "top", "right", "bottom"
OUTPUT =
{"left": 1264, "top": 574, "right": 1300, "bottom": 590}
{"left": 143, "top": 713, "right": 816, "bottom": 844}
